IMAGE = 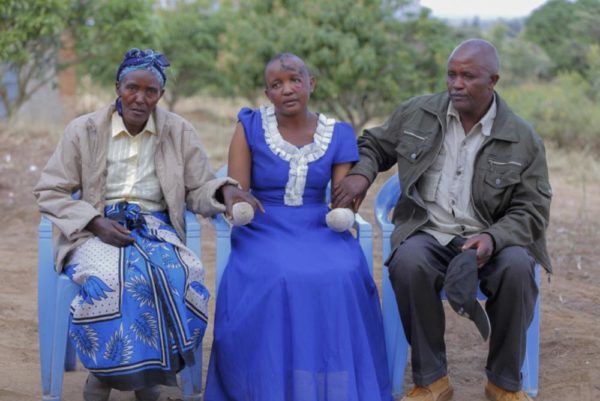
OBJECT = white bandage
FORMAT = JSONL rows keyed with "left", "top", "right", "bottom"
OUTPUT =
{"left": 325, "top": 208, "right": 355, "bottom": 232}
{"left": 231, "top": 202, "right": 254, "bottom": 226}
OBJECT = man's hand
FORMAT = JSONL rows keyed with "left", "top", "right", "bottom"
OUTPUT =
{"left": 462, "top": 233, "right": 495, "bottom": 268}
{"left": 85, "top": 216, "right": 134, "bottom": 247}
{"left": 331, "top": 175, "right": 370, "bottom": 212}
{"left": 220, "top": 184, "right": 264, "bottom": 217}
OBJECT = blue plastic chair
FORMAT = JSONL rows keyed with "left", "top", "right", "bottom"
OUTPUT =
{"left": 211, "top": 165, "right": 374, "bottom": 293}
{"left": 374, "top": 175, "right": 541, "bottom": 399}
{"left": 38, "top": 210, "right": 204, "bottom": 401}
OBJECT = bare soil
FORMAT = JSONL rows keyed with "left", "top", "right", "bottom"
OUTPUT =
{"left": 0, "top": 110, "right": 598, "bottom": 400}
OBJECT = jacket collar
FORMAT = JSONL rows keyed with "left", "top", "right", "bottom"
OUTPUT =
{"left": 420, "top": 91, "right": 519, "bottom": 143}
{"left": 86, "top": 104, "right": 171, "bottom": 139}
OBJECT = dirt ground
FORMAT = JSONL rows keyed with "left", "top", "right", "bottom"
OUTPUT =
{"left": 0, "top": 106, "right": 599, "bottom": 401}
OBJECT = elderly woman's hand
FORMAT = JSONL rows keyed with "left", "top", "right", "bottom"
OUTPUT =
{"left": 220, "top": 184, "right": 264, "bottom": 218}
{"left": 85, "top": 216, "right": 135, "bottom": 247}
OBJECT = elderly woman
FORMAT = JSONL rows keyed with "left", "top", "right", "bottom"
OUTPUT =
{"left": 34, "top": 49, "right": 255, "bottom": 401}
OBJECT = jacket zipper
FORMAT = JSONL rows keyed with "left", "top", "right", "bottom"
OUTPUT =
{"left": 403, "top": 130, "right": 427, "bottom": 141}
{"left": 488, "top": 159, "right": 523, "bottom": 167}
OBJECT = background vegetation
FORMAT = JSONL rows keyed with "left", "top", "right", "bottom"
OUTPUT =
{"left": 1, "top": 0, "right": 599, "bottom": 149}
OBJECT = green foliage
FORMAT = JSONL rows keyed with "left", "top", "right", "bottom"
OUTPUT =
{"left": 218, "top": 0, "right": 457, "bottom": 131}
{"left": 71, "top": 0, "right": 159, "bottom": 87}
{"left": 525, "top": 0, "right": 600, "bottom": 78}
{"left": 157, "top": 0, "right": 227, "bottom": 110}
{"left": 501, "top": 73, "right": 600, "bottom": 150}
{"left": 0, "top": 0, "right": 158, "bottom": 119}
{"left": 585, "top": 44, "right": 600, "bottom": 102}
{"left": 0, "top": 0, "right": 69, "bottom": 118}
{"left": 0, "top": 0, "right": 68, "bottom": 62}
{"left": 487, "top": 22, "right": 553, "bottom": 87}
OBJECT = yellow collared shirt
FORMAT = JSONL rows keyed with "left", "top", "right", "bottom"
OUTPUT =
{"left": 105, "top": 112, "right": 166, "bottom": 211}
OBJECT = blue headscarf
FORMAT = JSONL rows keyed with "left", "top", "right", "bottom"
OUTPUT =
{"left": 116, "top": 48, "right": 170, "bottom": 88}
{"left": 115, "top": 48, "right": 170, "bottom": 116}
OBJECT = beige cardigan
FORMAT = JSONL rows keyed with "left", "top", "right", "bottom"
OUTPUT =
{"left": 34, "top": 104, "right": 234, "bottom": 271}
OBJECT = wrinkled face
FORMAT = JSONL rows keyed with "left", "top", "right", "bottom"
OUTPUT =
{"left": 116, "top": 69, "right": 164, "bottom": 134}
{"left": 446, "top": 52, "right": 498, "bottom": 119}
{"left": 264, "top": 57, "right": 315, "bottom": 117}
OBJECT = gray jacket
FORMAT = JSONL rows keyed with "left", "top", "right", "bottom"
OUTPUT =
{"left": 351, "top": 92, "right": 552, "bottom": 272}
{"left": 34, "top": 104, "right": 234, "bottom": 271}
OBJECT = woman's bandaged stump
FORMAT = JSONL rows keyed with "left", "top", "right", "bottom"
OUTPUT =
{"left": 231, "top": 202, "right": 255, "bottom": 226}
{"left": 325, "top": 208, "right": 355, "bottom": 232}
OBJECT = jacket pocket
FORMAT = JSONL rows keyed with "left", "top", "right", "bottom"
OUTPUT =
{"left": 418, "top": 171, "right": 442, "bottom": 202}
{"left": 395, "top": 129, "right": 433, "bottom": 164}
{"left": 484, "top": 170, "right": 521, "bottom": 189}
{"left": 482, "top": 168, "right": 521, "bottom": 216}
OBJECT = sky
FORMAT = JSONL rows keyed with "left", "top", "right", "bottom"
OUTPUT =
{"left": 419, "top": 0, "right": 549, "bottom": 19}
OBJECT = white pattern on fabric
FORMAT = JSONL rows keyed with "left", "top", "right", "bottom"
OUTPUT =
{"left": 64, "top": 208, "right": 209, "bottom": 382}
{"left": 260, "top": 105, "right": 335, "bottom": 206}
{"left": 103, "top": 324, "right": 134, "bottom": 364}
{"left": 68, "top": 237, "right": 122, "bottom": 321}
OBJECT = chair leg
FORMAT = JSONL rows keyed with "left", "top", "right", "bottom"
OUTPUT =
{"left": 383, "top": 265, "right": 409, "bottom": 399}
{"left": 179, "top": 344, "right": 203, "bottom": 401}
{"left": 39, "top": 280, "right": 57, "bottom": 398}
{"left": 522, "top": 265, "right": 541, "bottom": 398}
{"left": 49, "top": 276, "right": 80, "bottom": 401}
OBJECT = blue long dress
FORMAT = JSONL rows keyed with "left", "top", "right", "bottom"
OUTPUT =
{"left": 205, "top": 106, "right": 392, "bottom": 401}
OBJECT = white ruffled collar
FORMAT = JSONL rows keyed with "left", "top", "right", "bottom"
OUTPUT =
{"left": 260, "top": 105, "right": 336, "bottom": 205}
{"left": 260, "top": 105, "right": 335, "bottom": 162}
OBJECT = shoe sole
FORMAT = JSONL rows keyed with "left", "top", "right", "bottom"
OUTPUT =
{"left": 485, "top": 386, "right": 532, "bottom": 401}
{"left": 439, "top": 387, "right": 454, "bottom": 401}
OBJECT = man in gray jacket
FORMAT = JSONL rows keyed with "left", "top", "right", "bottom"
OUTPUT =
{"left": 333, "top": 39, "right": 551, "bottom": 401}
{"left": 34, "top": 48, "right": 259, "bottom": 401}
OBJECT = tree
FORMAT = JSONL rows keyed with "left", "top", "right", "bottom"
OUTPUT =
{"left": 70, "top": 0, "right": 160, "bottom": 87}
{"left": 525, "top": 0, "right": 600, "bottom": 78}
{"left": 0, "top": 0, "right": 158, "bottom": 120}
{"left": 0, "top": 0, "right": 69, "bottom": 120}
{"left": 487, "top": 22, "right": 553, "bottom": 87}
{"left": 157, "top": 0, "right": 227, "bottom": 111}
{"left": 218, "top": 0, "right": 456, "bottom": 132}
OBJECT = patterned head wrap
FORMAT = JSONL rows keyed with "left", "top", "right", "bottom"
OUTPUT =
{"left": 116, "top": 48, "right": 170, "bottom": 88}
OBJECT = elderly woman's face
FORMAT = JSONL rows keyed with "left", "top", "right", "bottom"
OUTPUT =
{"left": 116, "top": 69, "right": 164, "bottom": 134}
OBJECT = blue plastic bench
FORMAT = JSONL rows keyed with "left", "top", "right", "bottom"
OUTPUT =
{"left": 37, "top": 210, "right": 204, "bottom": 401}
{"left": 374, "top": 174, "right": 541, "bottom": 399}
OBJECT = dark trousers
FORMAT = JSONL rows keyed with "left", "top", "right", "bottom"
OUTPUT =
{"left": 387, "top": 232, "right": 538, "bottom": 391}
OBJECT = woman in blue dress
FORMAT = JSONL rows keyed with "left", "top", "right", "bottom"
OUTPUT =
{"left": 205, "top": 53, "right": 392, "bottom": 401}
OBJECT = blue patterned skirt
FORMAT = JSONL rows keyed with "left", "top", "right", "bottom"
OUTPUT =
{"left": 64, "top": 203, "right": 209, "bottom": 390}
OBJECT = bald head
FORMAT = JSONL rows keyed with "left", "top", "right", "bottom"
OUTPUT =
{"left": 446, "top": 39, "right": 500, "bottom": 123}
{"left": 448, "top": 39, "right": 500, "bottom": 76}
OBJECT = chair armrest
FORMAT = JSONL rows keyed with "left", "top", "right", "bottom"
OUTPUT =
{"left": 210, "top": 213, "right": 231, "bottom": 294}
{"left": 184, "top": 210, "right": 201, "bottom": 258}
{"left": 38, "top": 215, "right": 56, "bottom": 280}
{"left": 354, "top": 213, "right": 373, "bottom": 276}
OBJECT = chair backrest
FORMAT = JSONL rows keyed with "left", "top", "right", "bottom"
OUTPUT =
{"left": 374, "top": 175, "right": 402, "bottom": 232}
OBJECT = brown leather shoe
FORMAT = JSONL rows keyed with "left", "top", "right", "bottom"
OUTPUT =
{"left": 400, "top": 376, "right": 453, "bottom": 401}
{"left": 485, "top": 381, "right": 533, "bottom": 401}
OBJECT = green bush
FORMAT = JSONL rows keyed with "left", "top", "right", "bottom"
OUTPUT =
{"left": 500, "top": 73, "right": 600, "bottom": 150}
